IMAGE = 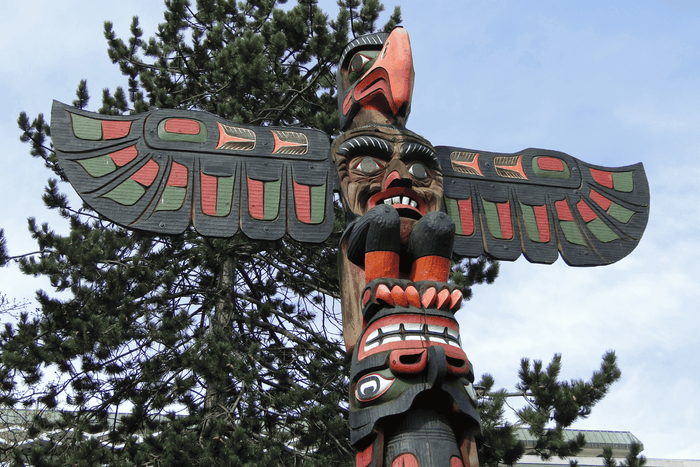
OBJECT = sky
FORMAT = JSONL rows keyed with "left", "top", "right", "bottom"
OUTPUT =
{"left": 1, "top": 0, "right": 699, "bottom": 461}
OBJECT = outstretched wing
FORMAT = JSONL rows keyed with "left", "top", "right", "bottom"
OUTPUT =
{"left": 51, "top": 101, "right": 335, "bottom": 243}
{"left": 437, "top": 146, "right": 649, "bottom": 266}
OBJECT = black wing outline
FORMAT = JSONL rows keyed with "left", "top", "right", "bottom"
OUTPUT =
{"left": 437, "top": 146, "right": 649, "bottom": 266}
{"left": 51, "top": 101, "right": 336, "bottom": 243}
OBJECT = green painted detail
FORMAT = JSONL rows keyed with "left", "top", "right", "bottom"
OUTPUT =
{"left": 612, "top": 171, "right": 634, "bottom": 192}
{"left": 444, "top": 197, "right": 462, "bottom": 235}
{"left": 157, "top": 120, "right": 207, "bottom": 143}
{"left": 482, "top": 200, "right": 502, "bottom": 239}
{"left": 156, "top": 186, "right": 186, "bottom": 211}
{"left": 103, "top": 178, "right": 145, "bottom": 206}
{"left": 71, "top": 113, "right": 102, "bottom": 140}
{"left": 77, "top": 154, "right": 116, "bottom": 178}
{"left": 587, "top": 218, "right": 619, "bottom": 243}
{"left": 310, "top": 183, "right": 326, "bottom": 224}
{"left": 560, "top": 220, "right": 586, "bottom": 246}
{"left": 519, "top": 202, "right": 540, "bottom": 242}
{"left": 216, "top": 176, "right": 235, "bottom": 217}
{"left": 532, "top": 157, "right": 571, "bottom": 179}
{"left": 608, "top": 203, "right": 634, "bottom": 224}
{"left": 263, "top": 179, "right": 281, "bottom": 220}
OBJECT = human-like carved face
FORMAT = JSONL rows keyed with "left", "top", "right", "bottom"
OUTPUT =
{"left": 333, "top": 126, "right": 443, "bottom": 221}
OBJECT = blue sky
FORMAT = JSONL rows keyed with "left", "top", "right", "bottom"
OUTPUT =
{"left": 1, "top": 0, "right": 698, "bottom": 460}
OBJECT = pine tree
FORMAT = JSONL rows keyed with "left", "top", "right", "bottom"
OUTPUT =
{"left": 4, "top": 1, "right": 622, "bottom": 466}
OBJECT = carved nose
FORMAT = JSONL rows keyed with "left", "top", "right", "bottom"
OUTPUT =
{"left": 383, "top": 170, "right": 412, "bottom": 190}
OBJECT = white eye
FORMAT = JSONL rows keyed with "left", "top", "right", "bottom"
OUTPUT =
{"left": 355, "top": 373, "right": 394, "bottom": 402}
{"left": 352, "top": 157, "right": 385, "bottom": 175}
{"left": 350, "top": 53, "right": 372, "bottom": 73}
{"left": 409, "top": 163, "right": 428, "bottom": 179}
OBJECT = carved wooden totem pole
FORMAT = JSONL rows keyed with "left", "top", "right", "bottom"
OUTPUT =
{"left": 50, "top": 28, "right": 649, "bottom": 467}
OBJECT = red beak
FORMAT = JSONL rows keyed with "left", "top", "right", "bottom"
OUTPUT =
{"left": 346, "top": 28, "right": 415, "bottom": 127}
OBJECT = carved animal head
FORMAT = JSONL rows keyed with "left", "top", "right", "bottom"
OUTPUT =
{"left": 336, "top": 28, "right": 415, "bottom": 132}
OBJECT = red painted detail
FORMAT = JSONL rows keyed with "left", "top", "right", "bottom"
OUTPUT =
{"left": 392, "top": 453, "right": 420, "bottom": 467}
{"left": 537, "top": 156, "right": 565, "bottom": 172}
{"left": 167, "top": 162, "right": 188, "bottom": 187}
{"left": 164, "top": 118, "right": 200, "bottom": 135}
{"left": 383, "top": 171, "right": 402, "bottom": 191}
{"left": 365, "top": 251, "right": 400, "bottom": 283}
{"left": 102, "top": 120, "right": 132, "bottom": 140}
{"left": 131, "top": 159, "right": 159, "bottom": 186}
{"left": 590, "top": 188, "right": 612, "bottom": 210}
{"left": 200, "top": 173, "right": 218, "bottom": 216}
{"left": 389, "top": 349, "right": 427, "bottom": 374}
{"left": 391, "top": 285, "right": 408, "bottom": 307}
{"left": 533, "top": 205, "right": 551, "bottom": 243}
{"left": 497, "top": 201, "right": 514, "bottom": 240}
{"left": 358, "top": 314, "right": 466, "bottom": 361}
{"left": 421, "top": 287, "right": 437, "bottom": 308}
{"left": 293, "top": 180, "right": 312, "bottom": 223}
{"left": 577, "top": 199, "right": 598, "bottom": 223}
{"left": 458, "top": 199, "right": 475, "bottom": 236}
{"left": 437, "top": 288, "right": 451, "bottom": 310}
{"left": 356, "top": 444, "right": 373, "bottom": 467}
{"left": 375, "top": 283, "right": 394, "bottom": 306}
{"left": 342, "top": 92, "right": 353, "bottom": 116}
{"left": 555, "top": 200, "right": 574, "bottom": 221}
{"left": 450, "top": 289, "right": 463, "bottom": 311}
{"left": 590, "top": 168, "right": 614, "bottom": 188}
{"left": 247, "top": 178, "right": 264, "bottom": 219}
{"left": 109, "top": 145, "right": 138, "bottom": 167}
{"left": 405, "top": 285, "right": 421, "bottom": 308}
{"left": 353, "top": 28, "right": 413, "bottom": 122}
{"left": 410, "top": 256, "right": 451, "bottom": 283}
{"left": 496, "top": 156, "right": 528, "bottom": 180}
{"left": 368, "top": 187, "right": 426, "bottom": 216}
{"left": 452, "top": 154, "right": 483, "bottom": 177}
{"left": 216, "top": 122, "right": 253, "bottom": 149}
{"left": 362, "top": 289, "right": 371, "bottom": 306}
{"left": 451, "top": 456, "right": 465, "bottom": 467}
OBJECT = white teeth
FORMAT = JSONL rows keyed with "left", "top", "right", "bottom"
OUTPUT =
{"left": 380, "top": 196, "right": 419, "bottom": 209}
{"left": 363, "top": 323, "right": 463, "bottom": 352}
{"left": 383, "top": 335, "right": 402, "bottom": 345}
{"left": 365, "top": 341, "right": 380, "bottom": 351}
{"left": 382, "top": 323, "right": 401, "bottom": 334}
{"left": 366, "top": 329, "right": 380, "bottom": 343}
{"left": 428, "top": 337, "right": 448, "bottom": 344}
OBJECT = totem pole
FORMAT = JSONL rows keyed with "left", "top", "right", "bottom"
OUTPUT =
{"left": 49, "top": 28, "right": 649, "bottom": 467}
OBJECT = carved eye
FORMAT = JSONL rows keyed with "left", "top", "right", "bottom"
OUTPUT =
{"left": 347, "top": 50, "right": 380, "bottom": 85}
{"left": 408, "top": 163, "right": 428, "bottom": 179}
{"left": 350, "top": 53, "right": 373, "bottom": 73}
{"left": 351, "top": 157, "right": 385, "bottom": 175}
{"left": 355, "top": 373, "right": 394, "bottom": 402}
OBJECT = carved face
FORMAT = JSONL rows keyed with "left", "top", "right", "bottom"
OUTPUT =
{"left": 337, "top": 28, "right": 414, "bottom": 131}
{"left": 333, "top": 126, "right": 443, "bottom": 220}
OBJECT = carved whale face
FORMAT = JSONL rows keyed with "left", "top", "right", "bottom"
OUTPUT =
{"left": 332, "top": 125, "right": 443, "bottom": 221}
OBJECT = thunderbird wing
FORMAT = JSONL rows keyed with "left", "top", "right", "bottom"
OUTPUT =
{"left": 50, "top": 101, "right": 335, "bottom": 243}
{"left": 437, "top": 146, "right": 649, "bottom": 266}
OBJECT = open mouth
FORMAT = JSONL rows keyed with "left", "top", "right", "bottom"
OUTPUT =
{"left": 357, "top": 314, "right": 464, "bottom": 361}
{"left": 367, "top": 187, "right": 426, "bottom": 219}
